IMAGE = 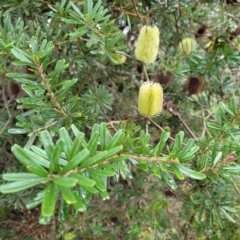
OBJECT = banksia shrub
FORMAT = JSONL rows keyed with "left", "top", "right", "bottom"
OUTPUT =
{"left": 138, "top": 81, "right": 163, "bottom": 118}
{"left": 111, "top": 53, "right": 127, "bottom": 65}
{"left": 178, "top": 37, "right": 197, "bottom": 55}
{"left": 185, "top": 77, "right": 203, "bottom": 95}
{"left": 135, "top": 25, "right": 160, "bottom": 64}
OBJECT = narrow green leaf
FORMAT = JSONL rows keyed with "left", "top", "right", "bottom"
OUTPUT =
{"left": 153, "top": 131, "right": 170, "bottom": 156}
{"left": 80, "top": 185, "right": 99, "bottom": 194}
{"left": 2, "top": 173, "right": 42, "bottom": 181}
{"left": 87, "top": 131, "right": 100, "bottom": 156}
{"left": 11, "top": 145, "right": 49, "bottom": 177}
{"left": 11, "top": 47, "right": 32, "bottom": 63}
{"left": 0, "top": 178, "right": 47, "bottom": 193}
{"left": 98, "top": 163, "right": 127, "bottom": 170}
{"left": 26, "top": 190, "right": 45, "bottom": 209}
{"left": 213, "top": 152, "right": 222, "bottom": 167}
{"left": 50, "top": 139, "right": 64, "bottom": 173}
{"left": 230, "top": 96, "right": 238, "bottom": 115}
{"left": 171, "top": 131, "right": 184, "bottom": 157}
{"left": 79, "top": 151, "right": 108, "bottom": 169}
{"left": 177, "top": 164, "right": 206, "bottom": 180}
{"left": 59, "top": 127, "right": 73, "bottom": 159}
{"left": 99, "top": 123, "right": 110, "bottom": 151}
{"left": 73, "top": 192, "right": 87, "bottom": 212}
{"left": 71, "top": 124, "right": 88, "bottom": 148}
{"left": 58, "top": 198, "right": 70, "bottom": 222}
{"left": 221, "top": 205, "right": 237, "bottom": 213}
{"left": 91, "top": 176, "right": 106, "bottom": 192}
{"left": 179, "top": 146, "right": 199, "bottom": 162}
{"left": 151, "top": 162, "right": 161, "bottom": 177}
{"left": 31, "top": 146, "right": 68, "bottom": 166}
{"left": 92, "top": 0, "right": 102, "bottom": 16}
{"left": 40, "top": 130, "right": 54, "bottom": 159}
{"left": 215, "top": 106, "right": 222, "bottom": 126}
{"left": 107, "top": 130, "right": 124, "bottom": 150}
{"left": 178, "top": 139, "right": 195, "bottom": 159}
{"left": 222, "top": 164, "right": 240, "bottom": 173}
{"left": 99, "top": 190, "right": 110, "bottom": 200}
{"left": 84, "top": 0, "right": 93, "bottom": 15}
{"left": 109, "top": 154, "right": 130, "bottom": 162}
{"left": 221, "top": 103, "right": 235, "bottom": 116}
{"left": 161, "top": 170, "right": 177, "bottom": 190}
{"left": 39, "top": 214, "right": 51, "bottom": 225}
{"left": 69, "top": 132, "right": 84, "bottom": 160}
{"left": 171, "top": 164, "right": 184, "bottom": 180}
{"left": 70, "top": 173, "right": 96, "bottom": 187}
{"left": 61, "top": 149, "right": 90, "bottom": 174}
{"left": 41, "top": 182, "right": 57, "bottom": 217}
{"left": 87, "top": 168, "right": 115, "bottom": 177}
{"left": 8, "top": 128, "right": 29, "bottom": 134}
{"left": 53, "top": 177, "right": 77, "bottom": 187}
{"left": 59, "top": 186, "right": 77, "bottom": 204}
{"left": 221, "top": 208, "right": 235, "bottom": 223}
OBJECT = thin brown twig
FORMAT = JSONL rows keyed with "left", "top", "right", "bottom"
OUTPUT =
{"left": 227, "top": 40, "right": 240, "bottom": 52}
{"left": 131, "top": 0, "right": 143, "bottom": 22}
{"left": 33, "top": 120, "right": 58, "bottom": 133}
{"left": 146, "top": 2, "right": 164, "bottom": 18}
{"left": 142, "top": 63, "right": 150, "bottom": 82}
{"left": 36, "top": 63, "right": 66, "bottom": 116}
{"left": 110, "top": 7, "right": 149, "bottom": 19}
{"left": 232, "top": 182, "right": 240, "bottom": 195}
{"left": 114, "top": 50, "right": 140, "bottom": 62}
{"left": 173, "top": 111, "right": 198, "bottom": 142}
{"left": 149, "top": 118, "right": 181, "bottom": 144}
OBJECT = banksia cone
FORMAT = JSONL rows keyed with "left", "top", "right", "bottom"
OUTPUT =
{"left": 185, "top": 77, "right": 203, "bottom": 95}
{"left": 7, "top": 81, "right": 21, "bottom": 96}
{"left": 156, "top": 71, "right": 174, "bottom": 86}
{"left": 111, "top": 53, "right": 127, "bottom": 65}
{"left": 178, "top": 38, "right": 197, "bottom": 55}
{"left": 138, "top": 81, "right": 163, "bottom": 118}
{"left": 135, "top": 25, "right": 160, "bottom": 64}
{"left": 195, "top": 25, "right": 210, "bottom": 39}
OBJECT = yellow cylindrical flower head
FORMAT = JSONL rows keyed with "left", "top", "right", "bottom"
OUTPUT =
{"left": 138, "top": 81, "right": 163, "bottom": 118}
{"left": 111, "top": 53, "right": 127, "bottom": 65}
{"left": 135, "top": 25, "right": 160, "bottom": 64}
{"left": 178, "top": 37, "right": 197, "bottom": 55}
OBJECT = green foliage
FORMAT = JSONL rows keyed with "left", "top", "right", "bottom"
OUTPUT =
{"left": 0, "top": 0, "right": 240, "bottom": 238}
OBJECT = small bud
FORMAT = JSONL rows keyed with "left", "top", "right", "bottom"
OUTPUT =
{"left": 178, "top": 38, "right": 197, "bottom": 55}
{"left": 135, "top": 25, "right": 160, "bottom": 64}
{"left": 138, "top": 81, "right": 163, "bottom": 118}
{"left": 185, "top": 77, "right": 203, "bottom": 95}
{"left": 111, "top": 53, "right": 127, "bottom": 65}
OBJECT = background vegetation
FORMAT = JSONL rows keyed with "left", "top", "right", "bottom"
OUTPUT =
{"left": 0, "top": 0, "right": 240, "bottom": 239}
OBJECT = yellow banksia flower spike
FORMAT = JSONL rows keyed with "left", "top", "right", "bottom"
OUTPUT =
{"left": 135, "top": 25, "right": 160, "bottom": 64}
{"left": 138, "top": 81, "right": 163, "bottom": 118}
{"left": 178, "top": 37, "right": 197, "bottom": 55}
